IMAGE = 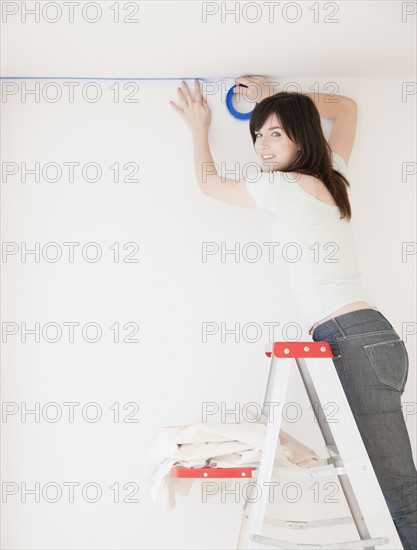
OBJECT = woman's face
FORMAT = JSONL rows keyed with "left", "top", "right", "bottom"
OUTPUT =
{"left": 254, "top": 113, "right": 299, "bottom": 172}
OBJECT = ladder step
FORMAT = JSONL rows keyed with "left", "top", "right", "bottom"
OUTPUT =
{"left": 267, "top": 466, "right": 346, "bottom": 479}
{"left": 251, "top": 533, "right": 389, "bottom": 549}
{"left": 264, "top": 516, "right": 353, "bottom": 530}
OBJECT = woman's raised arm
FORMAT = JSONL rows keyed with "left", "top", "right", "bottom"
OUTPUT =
{"left": 235, "top": 75, "right": 357, "bottom": 166}
{"left": 170, "top": 80, "right": 257, "bottom": 208}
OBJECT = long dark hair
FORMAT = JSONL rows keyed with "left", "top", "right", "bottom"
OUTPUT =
{"left": 249, "top": 92, "right": 352, "bottom": 221}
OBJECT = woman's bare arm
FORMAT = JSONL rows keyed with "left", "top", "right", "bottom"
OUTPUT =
{"left": 192, "top": 129, "right": 257, "bottom": 208}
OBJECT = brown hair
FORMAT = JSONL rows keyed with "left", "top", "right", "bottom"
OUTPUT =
{"left": 249, "top": 92, "right": 352, "bottom": 221}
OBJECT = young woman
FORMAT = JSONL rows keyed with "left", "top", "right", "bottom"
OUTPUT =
{"left": 169, "top": 76, "right": 416, "bottom": 549}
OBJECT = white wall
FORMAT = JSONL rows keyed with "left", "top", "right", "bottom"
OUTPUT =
{"left": 1, "top": 2, "right": 416, "bottom": 549}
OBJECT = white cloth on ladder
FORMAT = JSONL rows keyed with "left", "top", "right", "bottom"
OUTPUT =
{"left": 144, "top": 412, "right": 320, "bottom": 509}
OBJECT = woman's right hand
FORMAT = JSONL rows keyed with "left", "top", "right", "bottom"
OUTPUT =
{"left": 233, "top": 75, "right": 271, "bottom": 102}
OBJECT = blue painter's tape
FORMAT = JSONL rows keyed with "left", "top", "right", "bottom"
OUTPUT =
{"left": 0, "top": 76, "right": 206, "bottom": 81}
{"left": 226, "top": 84, "right": 258, "bottom": 120}
{"left": 0, "top": 76, "right": 259, "bottom": 121}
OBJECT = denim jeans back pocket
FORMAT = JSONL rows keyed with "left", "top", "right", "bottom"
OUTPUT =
{"left": 363, "top": 338, "right": 409, "bottom": 392}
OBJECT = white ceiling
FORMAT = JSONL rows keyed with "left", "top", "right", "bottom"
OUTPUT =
{"left": 1, "top": 1, "right": 415, "bottom": 79}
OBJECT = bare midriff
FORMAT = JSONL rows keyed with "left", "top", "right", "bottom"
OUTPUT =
{"left": 308, "top": 301, "right": 378, "bottom": 335}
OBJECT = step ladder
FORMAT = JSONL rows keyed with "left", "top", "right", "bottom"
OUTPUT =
{"left": 172, "top": 341, "right": 404, "bottom": 550}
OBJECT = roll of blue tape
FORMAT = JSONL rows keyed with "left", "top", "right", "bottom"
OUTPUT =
{"left": 226, "top": 84, "right": 258, "bottom": 120}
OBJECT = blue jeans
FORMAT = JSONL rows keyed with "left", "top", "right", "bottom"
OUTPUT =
{"left": 312, "top": 308, "right": 416, "bottom": 550}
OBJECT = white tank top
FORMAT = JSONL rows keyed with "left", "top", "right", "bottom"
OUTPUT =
{"left": 245, "top": 152, "right": 378, "bottom": 330}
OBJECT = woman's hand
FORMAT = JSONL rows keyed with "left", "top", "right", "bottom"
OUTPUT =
{"left": 234, "top": 75, "right": 272, "bottom": 102}
{"left": 169, "top": 80, "right": 211, "bottom": 132}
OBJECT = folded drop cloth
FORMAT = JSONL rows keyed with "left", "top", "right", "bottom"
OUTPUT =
{"left": 144, "top": 412, "right": 320, "bottom": 509}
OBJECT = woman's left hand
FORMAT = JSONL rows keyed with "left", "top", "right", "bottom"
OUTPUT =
{"left": 169, "top": 80, "right": 211, "bottom": 132}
